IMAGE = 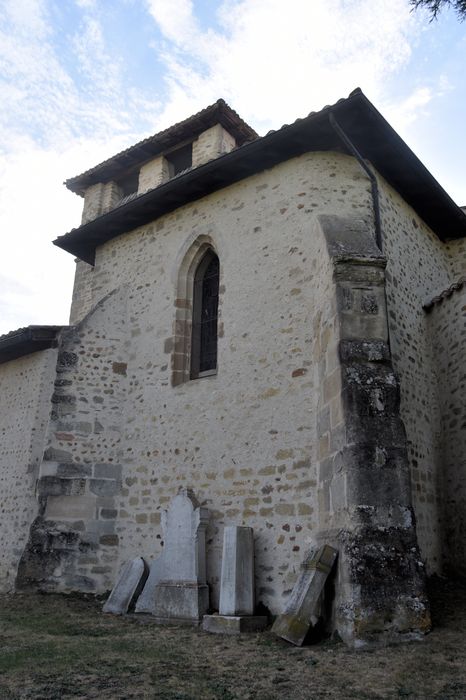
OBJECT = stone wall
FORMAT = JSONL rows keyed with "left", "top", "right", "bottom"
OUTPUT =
{"left": 81, "top": 182, "right": 123, "bottom": 225}
{"left": 20, "top": 151, "right": 375, "bottom": 613}
{"left": 445, "top": 237, "right": 466, "bottom": 280}
{"left": 314, "top": 214, "right": 429, "bottom": 645}
{"left": 377, "top": 176, "right": 453, "bottom": 572}
{"left": 138, "top": 156, "right": 170, "bottom": 195}
{"left": 0, "top": 349, "right": 58, "bottom": 592}
{"left": 192, "top": 124, "right": 236, "bottom": 168}
{"left": 69, "top": 259, "right": 94, "bottom": 325}
{"left": 18, "top": 293, "right": 129, "bottom": 593}
{"left": 427, "top": 283, "right": 466, "bottom": 578}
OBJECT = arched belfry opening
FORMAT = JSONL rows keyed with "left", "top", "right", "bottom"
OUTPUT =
{"left": 171, "top": 236, "right": 220, "bottom": 386}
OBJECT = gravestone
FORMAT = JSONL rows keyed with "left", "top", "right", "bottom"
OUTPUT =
{"left": 134, "top": 556, "right": 165, "bottom": 615}
{"left": 219, "top": 526, "right": 254, "bottom": 615}
{"left": 203, "top": 526, "right": 267, "bottom": 634}
{"left": 152, "top": 488, "right": 209, "bottom": 624}
{"left": 103, "top": 556, "right": 149, "bottom": 615}
{"left": 272, "top": 544, "right": 338, "bottom": 646}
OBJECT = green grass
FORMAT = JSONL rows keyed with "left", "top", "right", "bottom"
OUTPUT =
{"left": 0, "top": 580, "right": 466, "bottom": 699}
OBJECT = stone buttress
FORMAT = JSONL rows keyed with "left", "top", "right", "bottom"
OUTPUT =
{"left": 314, "top": 214, "right": 430, "bottom": 646}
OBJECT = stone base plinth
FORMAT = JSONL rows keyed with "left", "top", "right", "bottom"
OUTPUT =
{"left": 153, "top": 581, "right": 209, "bottom": 623}
{"left": 202, "top": 614, "right": 268, "bottom": 635}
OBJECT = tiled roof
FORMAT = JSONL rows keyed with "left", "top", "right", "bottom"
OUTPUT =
{"left": 65, "top": 99, "right": 258, "bottom": 196}
{"left": 0, "top": 325, "right": 65, "bottom": 364}
{"left": 423, "top": 277, "right": 466, "bottom": 310}
{"left": 55, "top": 88, "right": 466, "bottom": 264}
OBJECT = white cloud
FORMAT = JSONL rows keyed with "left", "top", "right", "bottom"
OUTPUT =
{"left": 385, "top": 86, "right": 434, "bottom": 130}
{"left": 72, "top": 15, "right": 122, "bottom": 101}
{"left": 0, "top": 0, "right": 161, "bottom": 335}
{"left": 145, "top": 0, "right": 419, "bottom": 132}
{"left": 0, "top": 138, "right": 134, "bottom": 335}
{"left": 0, "top": 0, "right": 463, "bottom": 335}
{"left": 147, "top": 0, "right": 199, "bottom": 46}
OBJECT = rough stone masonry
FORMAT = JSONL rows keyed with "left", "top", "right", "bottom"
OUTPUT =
{"left": 0, "top": 91, "right": 464, "bottom": 646}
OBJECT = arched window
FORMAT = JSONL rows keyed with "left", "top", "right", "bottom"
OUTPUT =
{"left": 190, "top": 250, "right": 219, "bottom": 378}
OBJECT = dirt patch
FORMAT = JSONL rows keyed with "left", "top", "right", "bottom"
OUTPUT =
{"left": 0, "top": 577, "right": 465, "bottom": 699}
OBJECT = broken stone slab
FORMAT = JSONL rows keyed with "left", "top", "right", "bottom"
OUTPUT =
{"left": 134, "top": 556, "right": 165, "bottom": 615}
{"left": 272, "top": 544, "right": 338, "bottom": 646}
{"left": 202, "top": 614, "right": 268, "bottom": 635}
{"left": 219, "top": 526, "right": 254, "bottom": 616}
{"left": 153, "top": 488, "right": 210, "bottom": 623}
{"left": 103, "top": 556, "right": 149, "bottom": 615}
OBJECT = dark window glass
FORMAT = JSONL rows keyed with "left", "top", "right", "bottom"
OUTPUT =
{"left": 166, "top": 143, "right": 193, "bottom": 177}
{"left": 191, "top": 251, "right": 219, "bottom": 378}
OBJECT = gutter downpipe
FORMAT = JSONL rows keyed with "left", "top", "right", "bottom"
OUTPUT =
{"left": 328, "top": 113, "right": 383, "bottom": 253}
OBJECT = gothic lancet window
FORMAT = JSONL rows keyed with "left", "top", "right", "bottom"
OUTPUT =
{"left": 190, "top": 250, "right": 219, "bottom": 378}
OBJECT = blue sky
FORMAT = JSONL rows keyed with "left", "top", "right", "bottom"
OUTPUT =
{"left": 0, "top": 0, "right": 465, "bottom": 335}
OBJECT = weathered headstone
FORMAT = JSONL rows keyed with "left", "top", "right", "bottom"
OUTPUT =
{"left": 203, "top": 526, "right": 267, "bottom": 634}
{"left": 219, "top": 526, "right": 254, "bottom": 615}
{"left": 134, "top": 556, "right": 165, "bottom": 615}
{"left": 103, "top": 556, "right": 149, "bottom": 615}
{"left": 272, "top": 544, "right": 338, "bottom": 646}
{"left": 153, "top": 488, "right": 209, "bottom": 624}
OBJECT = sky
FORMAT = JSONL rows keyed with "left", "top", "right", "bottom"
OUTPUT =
{"left": 0, "top": 0, "right": 465, "bottom": 336}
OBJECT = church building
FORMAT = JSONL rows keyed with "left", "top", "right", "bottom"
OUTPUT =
{"left": 0, "top": 88, "right": 464, "bottom": 645}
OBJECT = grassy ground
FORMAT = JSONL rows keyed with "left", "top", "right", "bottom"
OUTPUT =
{"left": 0, "top": 578, "right": 465, "bottom": 699}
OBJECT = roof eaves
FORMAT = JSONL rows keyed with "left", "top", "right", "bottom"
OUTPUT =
{"left": 0, "top": 325, "right": 66, "bottom": 364}
{"left": 55, "top": 89, "right": 466, "bottom": 264}
{"left": 65, "top": 99, "right": 259, "bottom": 196}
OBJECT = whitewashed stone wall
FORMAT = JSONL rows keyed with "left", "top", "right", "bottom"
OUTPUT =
{"left": 0, "top": 349, "right": 57, "bottom": 591}
{"left": 69, "top": 260, "right": 94, "bottom": 325}
{"left": 28, "top": 152, "right": 374, "bottom": 612}
{"left": 428, "top": 284, "right": 466, "bottom": 578}
{"left": 445, "top": 237, "right": 466, "bottom": 280}
{"left": 377, "top": 176, "right": 454, "bottom": 572}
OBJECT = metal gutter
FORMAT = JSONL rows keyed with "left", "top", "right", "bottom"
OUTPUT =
{"left": 328, "top": 112, "right": 383, "bottom": 252}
